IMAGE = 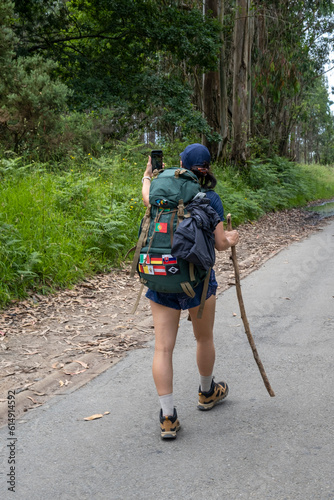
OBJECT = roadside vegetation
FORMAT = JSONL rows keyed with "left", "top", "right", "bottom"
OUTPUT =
{"left": 1, "top": 1, "right": 334, "bottom": 308}
{"left": 1, "top": 146, "right": 334, "bottom": 308}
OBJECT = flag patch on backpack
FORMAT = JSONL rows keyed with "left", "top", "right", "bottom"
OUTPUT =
{"left": 139, "top": 264, "right": 168, "bottom": 276}
{"left": 139, "top": 264, "right": 154, "bottom": 275}
{"left": 150, "top": 255, "right": 164, "bottom": 264}
{"left": 139, "top": 254, "right": 150, "bottom": 264}
{"left": 152, "top": 266, "right": 167, "bottom": 275}
{"left": 166, "top": 265, "right": 180, "bottom": 275}
{"left": 155, "top": 222, "right": 167, "bottom": 233}
{"left": 162, "top": 254, "right": 177, "bottom": 265}
{"left": 138, "top": 252, "right": 181, "bottom": 277}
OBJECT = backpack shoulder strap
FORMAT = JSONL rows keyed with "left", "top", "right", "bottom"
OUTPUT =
{"left": 180, "top": 281, "right": 196, "bottom": 298}
{"left": 131, "top": 283, "right": 145, "bottom": 314}
{"left": 130, "top": 204, "right": 151, "bottom": 278}
{"left": 197, "top": 268, "right": 211, "bottom": 319}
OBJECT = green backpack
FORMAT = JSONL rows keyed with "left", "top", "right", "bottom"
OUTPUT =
{"left": 130, "top": 168, "right": 211, "bottom": 316}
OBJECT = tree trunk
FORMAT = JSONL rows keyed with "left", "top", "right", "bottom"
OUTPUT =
{"left": 290, "top": 125, "right": 297, "bottom": 161}
{"left": 217, "top": 0, "right": 229, "bottom": 161}
{"left": 203, "top": 0, "right": 220, "bottom": 159}
{"left": 252, "top": 3, "right": 268, "bottom": 139}
{"left": 295, "top": 125, "right": 301, "bottom": 162}
{"left": 231, "top": 0, "right": 250, "bottom": 166}
{"left": 304, "top": 130, "right": 308, "bottom": 163}
{"left": 247, "top": 4, "right": 254, "bottom": 136}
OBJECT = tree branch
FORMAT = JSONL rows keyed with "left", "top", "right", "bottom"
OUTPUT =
{"left": 24, "top": 30, "right": 135, "bottom": 53}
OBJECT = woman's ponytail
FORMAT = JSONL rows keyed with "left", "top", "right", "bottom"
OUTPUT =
{"left": 191, "top": 162, "right": 217, "bottom": 190}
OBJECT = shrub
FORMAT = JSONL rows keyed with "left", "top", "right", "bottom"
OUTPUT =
{"left": 1, "top": 148, "right": 334, "bottom": 308}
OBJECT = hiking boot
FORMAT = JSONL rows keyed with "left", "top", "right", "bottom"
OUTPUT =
{"left": 159, "top": 408, "right": 181, "bottom": 439}
{"left": 197, "top": 378, "right": 229, "bottom": 411}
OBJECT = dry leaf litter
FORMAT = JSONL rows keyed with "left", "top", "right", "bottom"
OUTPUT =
{"left": 0, "top": 208, "right": 328, "bottom": 422}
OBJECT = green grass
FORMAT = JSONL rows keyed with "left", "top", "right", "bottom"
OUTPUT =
{"left": 0, "top": 152, "right": 146, "bottom": 306}
{"left": 297, "top": 163, "right": 334, "bottom": 200}
{"left": 1, "top": 148, "right": 334, "bottom": 308}
{"left": 213, "top": 157, "right": 334, "bottom": 225}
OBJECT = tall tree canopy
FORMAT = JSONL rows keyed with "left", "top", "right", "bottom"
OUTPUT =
{"left": 1, "top": 0, "right": 333, "bottom": 164}
{"left": 217, "top": 0, "right": 334, "bottom": 163}
{"left": 12, "top": 0, "right": 221, "bottom": 137}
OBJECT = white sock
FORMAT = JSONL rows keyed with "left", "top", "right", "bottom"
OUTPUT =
{"left": 200, "top": 375, "right": 213, "bottom": 392}
{"left": 159, "top": 393, "right": 174, "bottom": 416}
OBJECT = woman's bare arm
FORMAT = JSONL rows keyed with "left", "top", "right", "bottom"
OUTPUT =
{"left": 142, "top": 156, "right": 153, "bottom": 207}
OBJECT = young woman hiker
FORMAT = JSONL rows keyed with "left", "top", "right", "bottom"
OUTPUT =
{"left": 141, "top": 143, "right": 239, "bottom": 439}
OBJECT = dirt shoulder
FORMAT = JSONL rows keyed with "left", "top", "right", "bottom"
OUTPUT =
{"left": 0, "top": 207, "right": 329, "bottom": 425}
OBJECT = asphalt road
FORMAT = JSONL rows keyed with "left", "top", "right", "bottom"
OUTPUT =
{"left": 1, "top": 219, "right": 334, "bottom": 500}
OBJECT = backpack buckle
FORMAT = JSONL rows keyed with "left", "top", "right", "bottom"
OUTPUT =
{"left": 177, "top": 199, "right": 185, "bottom": 224}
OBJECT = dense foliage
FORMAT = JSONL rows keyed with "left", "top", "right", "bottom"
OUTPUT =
{"left": 11, "top": 0, "right": 221, "bottom": 142}
{"left": 1, "top": 149, "right": 334, "bottom": 308}
{"left": 1, "top": 0, "right": 334, "bottom": 307}
{"left": 0, "top": 0, "right": 333, "bottom": 163}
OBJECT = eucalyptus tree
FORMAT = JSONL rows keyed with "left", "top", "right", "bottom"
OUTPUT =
{"left": 298, "top": 77, "right": 334, "bottom": 164}
{"left": 231, "top": 0, "right": 252, "bottom": 164}
{"left": 6, "top": 0, "right": 334, "bottom": 162}
{"left": 250, "top": 0, "right": 334, "bottom": 158}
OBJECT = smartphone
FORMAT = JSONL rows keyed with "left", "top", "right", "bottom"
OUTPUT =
{"left": 151, "top": 150, "right": 163, "bottom": 170}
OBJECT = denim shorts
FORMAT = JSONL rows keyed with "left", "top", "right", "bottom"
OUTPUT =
{"left": 145, "top": 269, "right": 218, "bottom": 310}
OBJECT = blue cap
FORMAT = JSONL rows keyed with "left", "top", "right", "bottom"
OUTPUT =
{"left": 180, "top": 143, "right": 211, "bottom": 170}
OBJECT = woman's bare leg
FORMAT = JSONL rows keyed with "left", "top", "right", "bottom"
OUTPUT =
{"left": 150, "top": 301, "right": 181, "bottom": 396}
{"left": 188, "top": 295, "right": 216, "bottom": 377}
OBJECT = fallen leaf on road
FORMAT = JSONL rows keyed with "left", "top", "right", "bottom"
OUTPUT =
{"left": 84, "top": 414, "right": 103, "bottom": 421}
{"left": 104, "top": 411, "right": 110, "bottom": 415}
{"left": 27, "top": 396, "right": 39, "bottom": 404}
{"left": 63, "top": 368, "right": 87, "bottom": 376}
{"left": 59, "top": 380, "right": 64, "bottom": 387}
{"left": 52, "top": 362, "right": 64, "bottom": 369}
{"left": 73, "top": 360, "right": 89, "bottom": 369}
{"left": 33, "top": 391, "right": 46, "bottom": 396}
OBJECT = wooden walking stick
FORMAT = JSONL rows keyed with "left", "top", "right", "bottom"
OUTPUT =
{"left": 227, "top": 214, "right": 275, "bottom": 397}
